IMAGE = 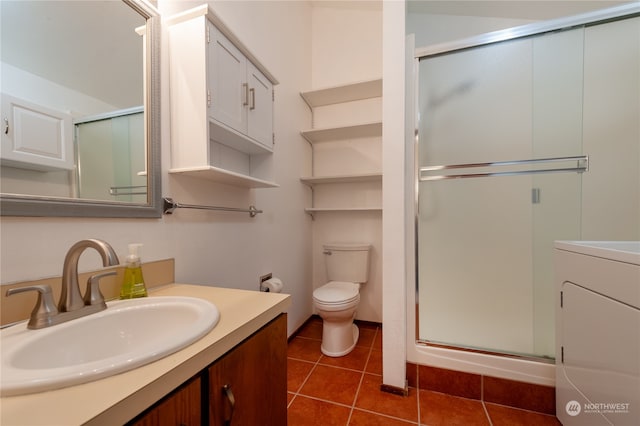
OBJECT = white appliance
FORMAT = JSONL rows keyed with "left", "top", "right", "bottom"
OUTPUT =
{"left": 555, "top": 241, "right": 640, "bottom": 426}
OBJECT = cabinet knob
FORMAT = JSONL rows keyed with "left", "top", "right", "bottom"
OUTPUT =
{"left": 3, "top": 117, "right": 8, "bottom": 135}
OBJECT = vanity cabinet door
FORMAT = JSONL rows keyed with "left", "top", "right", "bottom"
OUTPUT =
{"left": 208, "top": 314, "right": 287, "bottom": 426}
{"left": 130, "top": 376, "right": 202, "bottom": 426}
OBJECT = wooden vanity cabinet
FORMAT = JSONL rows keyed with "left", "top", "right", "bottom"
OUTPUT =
{"left": 130, "top": 376, "right": 202, "bottom": 426}
{"left": 129, "top": 314, "right": 287, "bottom": 426}
{"left": 208, "top": 313, "right": 287, "bottom": 426}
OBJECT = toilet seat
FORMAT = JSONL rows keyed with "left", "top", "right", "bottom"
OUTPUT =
{"left": 313, "top": 281, "right": 360, "bottom": 305}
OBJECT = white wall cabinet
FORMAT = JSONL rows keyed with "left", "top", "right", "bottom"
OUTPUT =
{"left": 208, "top": 25, "right": 274, "bottom": 150}
{"left": 0, "top": 94, "right": 73, "bottom": 172}
{"left": 168, "top": 5, "right": 278, "bottom": 188}
{"left": 300, "top": 79, "right": 382, "bottom": 215}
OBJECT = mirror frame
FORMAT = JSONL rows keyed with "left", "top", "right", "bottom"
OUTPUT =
{"left": 0, "top": 0, "right": 162, "bottom": 218}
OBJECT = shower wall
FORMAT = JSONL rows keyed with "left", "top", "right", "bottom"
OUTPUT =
{"left": 582, "top": 16, "right": 640, "bottom": 240}
{"left": 416, "top": 14, "right": 639, "bottom": 359}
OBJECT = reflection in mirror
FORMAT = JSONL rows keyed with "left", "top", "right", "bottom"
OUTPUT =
{"left": 0, "top": 0, "right": 161, "bottom": 217}
{"left": 76, "top": 108, "right": 146, "bottom": 203}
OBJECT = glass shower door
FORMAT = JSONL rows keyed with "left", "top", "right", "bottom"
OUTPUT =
{"left": 75, "top": 109, "right": 146, "bottom": 203}
{"left": 416, "top": 28, "right": 585, "bottom": 359}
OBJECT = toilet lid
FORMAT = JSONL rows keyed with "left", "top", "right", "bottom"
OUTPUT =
{"left": 313, "top": 281, "right": 359, "bottom": 304}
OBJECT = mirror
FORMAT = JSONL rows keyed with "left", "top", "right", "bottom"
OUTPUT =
{"left": 0, "top": 0, "right": 161, "bottom": 217}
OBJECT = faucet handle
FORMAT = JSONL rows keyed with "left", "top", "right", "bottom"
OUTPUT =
{"left": 84, "top": 271, "right": 117, "bottom": 307}
{"left": 6, "top": 285, "right": 59, "bottom": 329}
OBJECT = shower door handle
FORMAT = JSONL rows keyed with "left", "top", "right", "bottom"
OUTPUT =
{"left": 419, "top": 155, "right": 588, "bottom": 181}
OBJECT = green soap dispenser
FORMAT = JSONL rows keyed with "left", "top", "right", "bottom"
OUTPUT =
{"left": 119, "top": 243, "right": 148, "bottom": 299}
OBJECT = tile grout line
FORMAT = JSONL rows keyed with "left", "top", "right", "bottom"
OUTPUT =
{"left": 355, "top": 407, "right": 421, "bottom": 425}
{"left": 286, "top": 337, "right": 324, "bottom": 409}
{"left": 482, "top": 400, "right": 494, "bottom": 426}
{"left": 345, "top": 325, "right": 378, "bottom": 425}
{"left": 480, "top": 374, "right": 496, "bottom": 426}
{"left": 416, "top": 360, "right": 421, "bottom": 425}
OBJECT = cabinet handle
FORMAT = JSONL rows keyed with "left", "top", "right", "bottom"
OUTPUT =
{"left": 222, "top": 384, "right": 235, "bottom": 426}
{"left": 3, "top": 117, "right": 8, "bottom": 135}
{"left": 249, "top": 88, "right": 256, "bottom": 111}
{"left": 242, "top": 83, "right": 249, "bottom": 107}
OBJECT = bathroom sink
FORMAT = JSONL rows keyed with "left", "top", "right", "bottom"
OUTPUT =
{"left": 1, "top": 296, "right": 220, "bottom": 396}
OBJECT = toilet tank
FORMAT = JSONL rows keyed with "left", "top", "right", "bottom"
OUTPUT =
{"left": 323, "top": 243, "right": 371, "bottom": 283}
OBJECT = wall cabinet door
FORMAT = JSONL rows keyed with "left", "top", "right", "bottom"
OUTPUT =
{"left": 208, "top": 314, "right": 287, "bottom": 426}
{"left": 1, "top": 94, "right": 73, "bottom": 171}
{"left": 208, "top": 23, "right": 247, "bottom": 135}
{"left": 208, "top": 23, "right": 273, "bottom": 150}
{"left": 247, "top": 61, "right": 273, "bottom": 149}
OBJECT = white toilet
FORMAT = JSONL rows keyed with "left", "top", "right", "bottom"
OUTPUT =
{"left": 313, "top": 243, "right": 371, "bottom": 357}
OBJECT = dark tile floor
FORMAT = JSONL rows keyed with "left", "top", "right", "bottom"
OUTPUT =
{"left": 287, "top": 317, "right": 561, "bottom": 425}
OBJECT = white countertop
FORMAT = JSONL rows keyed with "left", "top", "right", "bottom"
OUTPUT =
{"left": 0, "top": 284, "right": 291, "bottom": 426}
{"left": 555, "top": 241, "right": 640, "bottom": 265}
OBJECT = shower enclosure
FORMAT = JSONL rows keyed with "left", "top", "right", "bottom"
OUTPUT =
{"left": 415, "top": 6, "right": 639, "bottom": 360}
{"left": 75, "top": 107, "right": 146, "bottom": 203}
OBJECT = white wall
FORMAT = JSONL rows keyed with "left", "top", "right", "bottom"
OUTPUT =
{"left": 307, "top": 2, "right": 384, "bottom": 323}
{"left": 382, "top": 0, "right": 408, "bottom": 391}
{"left": 311, "top": 3, "right": 382, "bottom": 88}
{"left": 0, "top": 0, "right": 314, "bottom": 337}
{"left": 407, "top": 13, "right": 533, "bottom": 47}
{"left": 582, "top": 16, "right": 640, "bottom": 240}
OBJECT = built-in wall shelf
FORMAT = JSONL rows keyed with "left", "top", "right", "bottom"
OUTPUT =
{"left": 300, "top": 122, "right": 382, "bottom": 144}
{"left": 300, "top": 78, "right": 382, "bottom": 108}
{"left": 305, "top": 207, "right": 382, "bottom": 213}
{"left": 304, "top": 207, "right": 382, "bottom": 220}
{"left": 300, "top": 78, "right": 383, "bottom": 217}
{"left": 300, "top": 173, "right": 382, "bottom": 186}
{"left": 169, "top": 166, "right": 279, "bottom": 188}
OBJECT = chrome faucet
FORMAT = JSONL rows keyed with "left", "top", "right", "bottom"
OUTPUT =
{"left": 59, "top": 239, "right": 119, "bottom": 312}
{"left": 6, "top": 239, "right": 120, "bottom": 329}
